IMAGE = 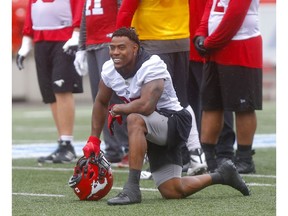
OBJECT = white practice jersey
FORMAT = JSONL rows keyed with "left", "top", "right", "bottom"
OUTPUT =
{"left": 101, "top": 55, "right": 183, "bottom": 111}
{"left": 209, "top": 0, "right": 260, "bottom": 40}
{"left": 31, "top": 0, "right": 72, "bottom": 30}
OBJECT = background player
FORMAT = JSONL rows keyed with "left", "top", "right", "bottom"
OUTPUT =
{"left": 16, "top": 0, "right": 84, "bottom": 163}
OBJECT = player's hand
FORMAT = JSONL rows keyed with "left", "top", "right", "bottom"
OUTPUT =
{"left": 108, "top": 104, "right": 123, "bottom": 135}
{"left": 74, "top": 50, "right": 88, "bottom": 76}
{"left": 63, "top": 31, "right": 79, "bottom": 55}
{"left": 194, "top": 36, "right": 208, "bottom": 57}
{"left": 82, "top": 136, "right": 101, "bottom": 158}
{"left": 16, "top": 36, "right": 33, "bottom": 70}
{"left": 16, "top": 54, "right": 25, "bottom": 70}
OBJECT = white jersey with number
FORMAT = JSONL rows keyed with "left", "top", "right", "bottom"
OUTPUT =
{"left": 101, "top": 55, "right": 182, "bottom": 111}
{"left": 208, "top": 0, "right": 260, "bottom": 40}
{"left": 31, "top": 0, "right": 72, "bottom": 30}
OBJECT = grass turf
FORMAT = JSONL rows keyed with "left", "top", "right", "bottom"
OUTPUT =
{"left": 12, "top": 101, "right": 276, "bottom": 215}
{"left": 12, "top": 148, "right": 276, "bottom": 216}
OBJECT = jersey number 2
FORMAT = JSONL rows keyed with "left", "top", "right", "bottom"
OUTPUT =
{"left": 214, "top": 0, "right": 224, "bottom": 12}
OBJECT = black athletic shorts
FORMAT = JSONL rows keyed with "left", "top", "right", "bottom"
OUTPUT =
{"left": 201, "top": 61, "right": 262, "bottom": 111}
{"left": 34, "top": 41, "right": 83, "bottom": 104}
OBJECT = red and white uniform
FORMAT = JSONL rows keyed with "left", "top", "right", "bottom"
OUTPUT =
{"left": 101, "top": 55, "right": 183, "bottom": 111}
{"left": 22, "top": 0, "right": 84, "bottom": 42}
{"left": 84, "top": 0, "right": 118, "bottom": 45}
{"left": 189, "top": 0, "right": 207, "bottom": 62}
{"left": 195, "top": 0, "right": 262, "bottom": 68}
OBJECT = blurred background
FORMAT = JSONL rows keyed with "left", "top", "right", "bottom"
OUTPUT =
{"left": 11, "top": 0, "right": 276, "bottom": 104}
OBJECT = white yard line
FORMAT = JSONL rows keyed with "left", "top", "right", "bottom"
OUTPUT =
{"left": 12, "top": 193, "right": 65, "bottom": 197}
{"left": 12, "top": 182, "right": 276, "bottom": 198}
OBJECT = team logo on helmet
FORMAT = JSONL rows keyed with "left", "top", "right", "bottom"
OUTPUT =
{"left": 68, "top": 152, "right": 113, "bottom": 201}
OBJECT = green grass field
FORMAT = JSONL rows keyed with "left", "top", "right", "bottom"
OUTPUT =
{"left": 12, "top": 101, "right": 276, "bottom": 216}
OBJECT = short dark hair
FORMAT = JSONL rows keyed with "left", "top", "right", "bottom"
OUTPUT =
{"left": 112, "top": 27, "right": 140, "bottom": 47}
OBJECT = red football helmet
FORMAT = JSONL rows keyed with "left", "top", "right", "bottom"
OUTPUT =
{"left": 68, "top": 151, "right": 113, "bottom": 201}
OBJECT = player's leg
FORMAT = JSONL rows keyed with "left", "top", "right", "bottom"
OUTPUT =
{"left": 107, "top": 113, "right": 150, "bottom": 205}
{"left": 219, "top": 65, "right": 262, "bottom": 174}
{"left": 34, "top": 42, "right": 77, "bottom": 163}
{"left": 108, "top": 112, "right": 171, "bottom": 205}
{"left": 157, "top": 161, "right": 250, "bottom": 199}
{"left": 215, "top": 111, "right": 235, "bottom": 166}
{"left": 51, "top": 42, "right": 83, "bottom": 163}
{"left": 200, "top": 61, "right": 225, "bottom": 172}
{"left": 234, "top": 110, "right": 257, "bottom": 173}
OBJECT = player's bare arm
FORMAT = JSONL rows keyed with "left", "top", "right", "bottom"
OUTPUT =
{"left": 91, "top": 80, "right": 114, "bottom": 137}
{"left": 112, "top": 78, "right": 164, "bottom": 116}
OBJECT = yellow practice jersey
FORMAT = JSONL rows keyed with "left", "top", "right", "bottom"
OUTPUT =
{"left": 131, "top": 0, "right": 190, "bottom": 40}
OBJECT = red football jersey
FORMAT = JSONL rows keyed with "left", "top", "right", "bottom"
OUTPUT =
{"left": 85, "top": 0, "right": 118, "bottom": 45}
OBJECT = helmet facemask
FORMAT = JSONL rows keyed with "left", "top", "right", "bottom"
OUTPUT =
{"left": 68, "top": 151, "right": 113, "bottom": 201}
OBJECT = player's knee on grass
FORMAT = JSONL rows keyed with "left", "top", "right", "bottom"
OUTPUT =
{"left": 158, "top": 178, "right": 184, "bottom": 199}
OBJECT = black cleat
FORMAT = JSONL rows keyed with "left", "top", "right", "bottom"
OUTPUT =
{"left": 216, "top": 160, "right": 251, "bottom": 196}
{"left": 108, "top": 183, "right": 141, "bottom": 205}
{"left": 235, "top": 160, "right": 256, "bottom": 174}
{"left": 37, "top": 149, "right": 58, "bottom": 163}
{"left": 107, "top": 192, "right": 141, "bottom": 205}
{"left": 214, "top": 157, "right": 231, "bottom": 172}
{"left": 234, "top": 150, "right": 256, "bottom": 174}
{"left": 52, "top": 140, "right": 77, "bottom": 163}
{"left": 37, "top": 140, "right": 62, "bottom": 163}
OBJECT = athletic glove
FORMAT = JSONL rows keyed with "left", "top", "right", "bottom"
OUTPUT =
{"left": 194, "top": 36, "right": 208, "bottom": 57}
{"left": 63, "top": 31, "right": 79, "bottom": 56}
{"left": 74, "top": 50, "right": 88, "bottom": 76}
{"left": 108, "top": 104, "right": 123, "bottom": 135}
{"left": 82, "top": 136, "right": 101, "bottom": 158}
{"left": 16, "top": 36, "right": 33, "bottom": 70}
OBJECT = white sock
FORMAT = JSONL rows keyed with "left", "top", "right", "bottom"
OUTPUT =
{"left": 60, "top": 135, "right": 73, "bottom": 142}
{"left": 185, "top": 105, "right": 201, "bottom": 151}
